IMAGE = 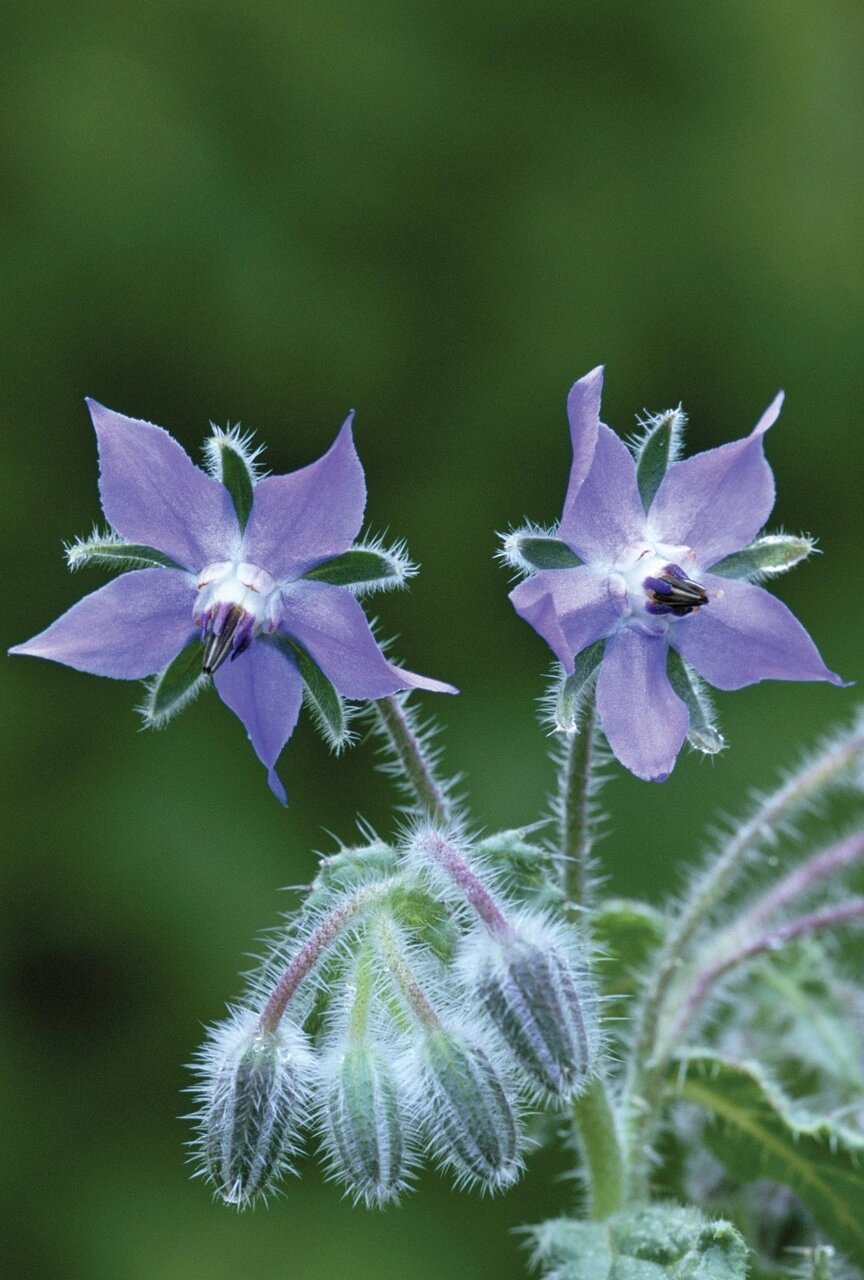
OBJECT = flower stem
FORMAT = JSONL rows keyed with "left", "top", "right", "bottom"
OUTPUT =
{"left": 663, "top": 897, "right": 864, "bottom": 1054}
{"left": 741, "top": 830, "right": 864, "bottom": 931}
{"left": 372, "top": 695, "right": 452, "bottom": 824}
{"left": 571, "top": 1077, "right": 626, "bottom": 1219}
{"left": 375, "top": 915, "right": 440, "bottom": 1031}
{"left": 412, "top": 829, "right": 509, "bottom": 934}
{"left": 258, "top": 882, "right": 392, "bottom": 1034}
{"left": 623, "top": 724, "right": 864, "bottom": 1196}
{"left": 559, "top": 703, "right": 600, "bottom": 909}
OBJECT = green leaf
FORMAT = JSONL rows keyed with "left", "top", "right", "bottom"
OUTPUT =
{"left": 529, "top": 1204, "right": 747, "bottom": 1280}
{"left": 205, "top": 430, "right": 257, "bottom": 529}
{"left": 711, "top": 535, "right": 816, "bottom": 582}
{"left": 667, "top": 650, "right": 724, "bottom": 755}
{"left": 267, "top": 634, "right": 351, "bottom": 751}
{"left": 139, "top": 641, "right": 208, "bottom": 727}
{"left": 475, "top": 830, "right": 565, "bottom": 912}
{"left": 556, "top": 640, "right": 606, "bottom": 733}
{"left": 592, "top": 898, "right": 666, "bottom": 1009}
{"left": 674, "top": 1052, "right": 864, "bottom": 1265}
{"left": 66, "top": 530, "right": 183, "bottom": 572}
{"left": 303, "top": 544, "right": 414, "bottom": 591}
{"left": 633, "top": 408, "right": 686, "bottom": 511}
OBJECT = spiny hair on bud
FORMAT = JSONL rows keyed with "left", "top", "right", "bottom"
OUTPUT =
{"left": 187, "top": 1006, "right": 314, "bottom": 1210}
{"left": 417, "top": 1021, "right": 526, "bottom": 1193}
{"left": 315, "top": 1037, "right": 420, "bottom": 1208}
{"left": 457, "top": 909, "right": 601, "bottom": 1103}
{"left": 348, "top": 531, "right": 418, "bottom": 594}
{"left": 202, "top": 423, "right": 267, "bottom": 481}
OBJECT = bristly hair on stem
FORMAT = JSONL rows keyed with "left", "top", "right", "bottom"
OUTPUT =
{"left": 550, "top": 700, "right": 612, "bottom": 911}
{"left": 366, "top": 693, "right": 463, "bottom": 828}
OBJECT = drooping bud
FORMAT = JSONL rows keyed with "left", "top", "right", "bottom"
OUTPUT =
{"left": 190, "top": 1008, "right": 313, "bottom": 1209}
{"left": 420, "top": 1028, "right": 522, "bottom": 1190}
{"left": 320, "top": 1045, "right": 412, "bottom": 1207}
{"left": 461, "top": 913, "right": 600, "bottom": 1101}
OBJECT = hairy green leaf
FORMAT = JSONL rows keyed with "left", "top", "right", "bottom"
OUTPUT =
{"left": 556, "top": 640, "right": 606, "bottom": 733}
{"left": 667, "top": 650, "right": 724, "bottom": 755}
{"left": 268, "top": 634, "right": 350, "bottom": 751}
{"left": 66, "top": 531, "right": 183, "bottom": 572}
{"left": 529, "top": 1204, "right": 747, "bottom": 1280}
{"left": 303, "top": 545, "right": 413, "bottom": 591}
{"left": 512, "top": 534, "right": 582, "bottom": 572}
{"left": 592, "top": 898, "right": 666, "bottom": 1007}
{"left": 633, "top": 408, "right": 686, "bottom": 511}
{"left": 674, "top": 1053, "right": 864, "bottom": 1265}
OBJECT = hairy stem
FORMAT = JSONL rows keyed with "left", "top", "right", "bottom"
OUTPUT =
{"left": 571, "top": 1077, "right": 626, "bottom": 1219}
{"left": 372, "top": 695, "right": 452, "bottom": 824}
{"left": 559, "top": 704, "right": 600, "bottom": 909}
{"left": 375, "top": 915, "right": 440, "bottom": 1031}
{"left": 663, "top": 897, "right": 864, "bottom": 1054}
{"left": 259, "top": 882, "right": 393, "bottom": 1034}
{"left": 742, "top": 830, "right": 864, "bottom": 930}
{"left": 624, "top": 725, "right": 864, "bottom": 1195}
{"left": 412, "top": 829, "right": 509, "bottom": 934}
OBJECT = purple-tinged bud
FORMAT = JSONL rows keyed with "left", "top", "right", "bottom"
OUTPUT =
{"left": 420, "top": 1028, "right": 522, "bottom": 1191}
{"left": 320, "top": 1045, "right": 412, "bottom": 1207}
{"left": 462, "top": 914, "right": 600, "bottom": 1101}
{"left": 190, "top": 1008, "right": 313, "bottom": 1209}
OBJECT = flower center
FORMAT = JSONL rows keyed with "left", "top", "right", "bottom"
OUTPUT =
{"left": 613, "top": 543, "right": 713, "bottom": 635}
{"left": 193, "top": 562, "right": 281, "bottom": 675}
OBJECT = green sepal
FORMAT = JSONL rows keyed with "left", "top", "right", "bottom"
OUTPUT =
{"left": 503, "top": 530, "right": 582, "bottom": 572}
{"left": 667, "top": 649, "right": 724, "bottom": 755}
{"left": 212, "top": 435, "right": 255, "bottom": 529}
{"left": 529, "top": 1204, "right": 747, "bottom": 1280}
{"left": 633, "top": 407, "right": 686, "bottom": 511}
{"left": 139, "top": 641, "right": 208, "bottom": 728}
{"left": 303, "top": 544, "right": 414, "bottom": 592}
{"left": 674, "top": 1052, "right": 864, "bottom": 1265}
{"left": 711, "top": 534, "right": 816, "bottom": 582}
{"left": 267, "top": 633, "right": 351, "bottom": 752}
{"left": 66, "top": 530, "right": 183, "bottom": 573}
{"left": 475, "top": 830, "right": 565, "bottom": 912}
{"left": 556, "top": 640, "right": 606, "bottom": 733}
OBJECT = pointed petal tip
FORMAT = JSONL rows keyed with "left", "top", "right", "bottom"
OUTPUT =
{"left": 751, "top": 390, "right": 785, "bottom": 437}
{"left": 267, "top": 769, "right": 288, "bottom": 805}
{"left": 567, "top": 365, "right": 605, "bottom": 399}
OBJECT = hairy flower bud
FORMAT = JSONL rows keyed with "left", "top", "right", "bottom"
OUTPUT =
{"left": 190, "top": 1009, "right": 313, "bottom": 1209}
{"left": 320, "top": 1045, "right": 412, "bottom": 1207}
{"left": 462, "top": 915, "right": 600, "bottom": 1101}
{"left": 421, "top": 1028, "right": 522, "bottom": 1190}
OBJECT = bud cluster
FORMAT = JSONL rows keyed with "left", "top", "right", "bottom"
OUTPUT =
{"left": 188, "top": 825, "right": 601, "bottom": 1208}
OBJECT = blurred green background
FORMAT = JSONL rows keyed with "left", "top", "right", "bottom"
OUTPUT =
{"left": 2, "top": 2, "right": 862, "bottom": 1277}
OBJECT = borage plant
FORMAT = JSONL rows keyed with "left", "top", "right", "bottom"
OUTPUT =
{"left": 12, "top": 372, "right": 864, "bottom": 1280}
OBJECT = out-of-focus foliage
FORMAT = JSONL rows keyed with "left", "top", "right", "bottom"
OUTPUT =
{"left": 3, "top": 3, "right": 863, "bottom": 1278}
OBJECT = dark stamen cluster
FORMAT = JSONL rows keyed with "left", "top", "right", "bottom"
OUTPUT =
{"left": 643, "top": 563, "right": 708, "bottom": 617}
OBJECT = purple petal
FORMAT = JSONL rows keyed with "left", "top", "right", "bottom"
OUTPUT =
{"left": 595, "top": 628, "right": 689, "bottom": 782}
{"left": 88, "top": 400, "right": 239, "bottom": 571}
{"left": 561, "top": 367, "right": 603, "bottom": 523}
{"left": 509, "top": 567, "right": 626, "bottom": 673}
{"left": 558, "top": 424, "right": 646, "bottom": 563}
{"left": 669, "top": 574, "right": 845, "bottom": 690}
{"left": 213, "top": 640, "right": 304, "bottom": 804}
{"left": 277, "top": 580, "right": 456, "bottom": 698}
{"left": 9, "top": 568, "right": 197, "bottom": 679}
{"left": 646, "top": 392, "right": 784, "bottom": 568}
{"left": 240, "top": 415, "right": 366, "bottom": 581}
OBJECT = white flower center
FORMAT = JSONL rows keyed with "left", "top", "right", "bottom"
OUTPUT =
{"left": 609, "top": 542, "right": 713, "bottom": 636}
{"left": 193, "top": 561, "right": 282, "bottom": 674}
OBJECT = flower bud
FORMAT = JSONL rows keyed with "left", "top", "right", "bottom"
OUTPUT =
{"left": 421, "top": 1029, "right": 522, "bottom": 1190}
{"left": 464, "top": 916, "right": 599, "bottom": 1101}
{"left": 320, "top": 1045, "right": 411, "bottom": 1207}
{"left": 191, "top": 1009, "right": 313, "bottom": 1209}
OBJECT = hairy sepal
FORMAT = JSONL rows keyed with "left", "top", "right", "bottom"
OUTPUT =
{"left": 667, "top": 649, "right": 725, "bottom": 755}
{"left": 498, "top": 524, "right": 582, "bottom": 577}
{"left": 267, "top": 634, "right": 353, "bottom": 753}
{"left": 631, "top": 406, "right": 686, "bottom": 511}
{"left": 551, "top": 642, "right": 606, "bottom": 734}
{"left": 66, "top": 527, "right": 184, "bottom": 572}
{"left": 303, "top": 538, "right": 416, "bottom": 594}
{"left": 202, "top": 425, "right": 264, "bottom": 531}
{"left": 139, "top": 641, "right": 208, "bottom": 728}
{"left": 711, "top": 533, "right": 817, "bottom": 582}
